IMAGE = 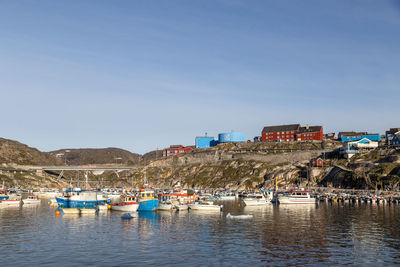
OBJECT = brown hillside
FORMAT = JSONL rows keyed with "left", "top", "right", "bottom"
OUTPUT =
{"left": 0, "top": 138, "right": 61, "bottom": 165}
{"left": 49, "top": 148, "right": 142, "bottom": 165}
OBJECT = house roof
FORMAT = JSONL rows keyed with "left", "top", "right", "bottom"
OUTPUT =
{"left": 339, "top": 132, "right": 368, "bottom": 137}
{"left": 386, "top": 128, "right": 400, "bottom": 135}
{"left": 297, "top": 126, "right": 322, "bottom": 134}
{"left": 262, "top": 124, "right": 300, "bottom": 133}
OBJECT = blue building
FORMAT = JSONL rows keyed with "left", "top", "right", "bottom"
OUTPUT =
{"left": 392, "top": 134, "right": 400, "bottom": 146}
{"left": 386, "top": 128, "right": 400, "bottom": 145}
{"left": 195, "top": 136, "right": 217, "bottom": 149}
{"left": 218, "top": 132, "right": 246, "bottom": 143}
{"left": 339, "top": 132, "right": 381, "bottom": 142}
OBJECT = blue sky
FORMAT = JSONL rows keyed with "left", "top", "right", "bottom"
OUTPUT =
{"left": 1, "top": 0, "right": 399, "bottom": 154}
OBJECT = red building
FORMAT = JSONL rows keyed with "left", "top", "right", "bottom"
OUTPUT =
{"left": 296, "top": 125, "right": 323, "bottom": 141}
{"left": 261, "top": 124, "right": 323, "bottom": 142}
{"left": 261, "top": 124, "right": 300, "bottom": 142}
{"left": 309, "top": 158, "right": 324, "bottom": 167}
{"left": 163, "top": 145, "right": 192, "bottom": 157}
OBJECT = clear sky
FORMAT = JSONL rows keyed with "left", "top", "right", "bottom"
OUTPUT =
{"left": 1, "top": 0, "right": 399, "bottom": 154}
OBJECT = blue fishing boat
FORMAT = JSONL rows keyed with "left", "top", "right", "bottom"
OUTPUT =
{"left": 137, "top": 186, "right": 159, "bottom": 211}
{"left": 56, "top": 188, "right": 106, "bottom": 209}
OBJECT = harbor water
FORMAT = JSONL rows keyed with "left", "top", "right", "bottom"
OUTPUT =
{"left": 1, "top": 201, "right": 400, "bottom": 266}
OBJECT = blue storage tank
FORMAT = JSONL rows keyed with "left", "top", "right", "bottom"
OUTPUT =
{"left": 218, "top": 132, "right": 246, "bottom": 143}
{"left": 195, "top": 136, "right": 216, "bottom": 149}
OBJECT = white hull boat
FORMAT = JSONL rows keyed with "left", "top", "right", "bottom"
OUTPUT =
{"left": 111, "top": 203, "right": 139, "bottom": 212}
{"left": 62, "top": 208, "right": 97, "bottom": 214}
{"left": 62, "top": 208, "right": 81, "bottom": 214}
{"left": 243, "top": 193, "right": 269, "bottom": 206}
{"left": 97, "top": 204, "right": 109, "bottom": 212}
{"left": 23, "top": 199, "right": 40, "bottom": 205}
{"left": 278, "top": 190, "right": 316, "bottom": 204}
{"left": 226, "top": 213, "right": 253, "bottom": 219}
{"left": 23, "top": 195, "right": 40, "bottom": 204}
{"left": 80, "top": 208, "right": 97, "bottom": 214}
{"left": 188, "top": 202, "right": 223, "bottom": 211}
{"left": 111, "top": 195, "right": 139, "bottom": 212}
{"left": 219, "top": 196, "right": 236, "bottom": 201}
{"left": 158, "top": 203, "right": 175, "bottom": 211}
{"left": 0, "top": 199, "right": 21, "bottom": 206}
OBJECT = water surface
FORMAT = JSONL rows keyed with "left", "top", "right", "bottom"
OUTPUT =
{"left": 1, "top": 201, "right": 399, "bottom": 266}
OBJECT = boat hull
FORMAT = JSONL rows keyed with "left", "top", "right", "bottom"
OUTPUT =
{"left": 62, "top": 208, "right": 81, "bottom": 214}
{"left": 22, "top": 199, "right": 40, "bottom": 204}
{"left": 158, "top": 203, "right": 174, "bottom": 211}
{"left": 278, "top": 197, "right": 316, "bottom": 204}
{"left": 56, "top": 197, "right": 106, "bottom": 208}
{"left": 0, "top": 200, "right": 21, "bottom": 206}
{"left": 243, "top": 199, "right": 269, "bottom": 206}
{"left": 111, "top": 203, "right": 139, "bottom": 212}
{"left": 138, "top": 199, "right": 159, "bottom": 211}
{"left": 188, "top": 203, "right": 222, "bottom": 211}
{"left": 219, "top": 196, "right": 236, "bottom": 201}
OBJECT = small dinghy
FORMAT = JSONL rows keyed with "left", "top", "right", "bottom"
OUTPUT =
{"left": 226, "top": 213, "right": 253, "bottom": 219}
{"left": 121, "top": 213, "right": 134, "bottom": 219}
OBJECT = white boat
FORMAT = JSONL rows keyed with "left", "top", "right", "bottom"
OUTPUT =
{"left": 111, "top": 195, "right": 139, "bottom": 212}
{"left": 226, "top": 213, "right": 253, "bottom": 219}
{"left": 242, "top": 192, "right": 270, "bottom": 206}
{"left": 22, "top": 195, "right": 40, "bottom": 204}
{"left": 218, "top": 192, "right": 236, "bottom": 201}
{"left": 0, "top": 199, "right": 21, "bottom": 206}
{"left": 97, "top": 204, "right": 109, "bottom": 212}
{"left": 61, "top": 207, "right": 97, "bottom": 214}
{"left": 37, "top": 189, "right": 61, "bottom": 199}
{"left": 158, "top": 202, "right": 175, "bottom": 211}
{"left": 80, "top": 208, "right": 97, "bottom": 214}
{"left": 61, "top": 208, "right": 81, "bottom": 214}
{"left": 278, "top": 190, "right": 316, "bottom": 204}
{"left": 188, "top": 202, "right": 223, "bottom": 211}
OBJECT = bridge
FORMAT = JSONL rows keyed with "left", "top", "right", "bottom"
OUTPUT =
{"left": 21, "top": 165, "right": 140, "bottom": 181}
{"left": 25, "top": 165, "right": 137, "bottom": 171}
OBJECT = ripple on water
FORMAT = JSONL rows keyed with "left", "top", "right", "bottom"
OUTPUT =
{"left": 0, "top": 202, "right": 400, "bottom": 265}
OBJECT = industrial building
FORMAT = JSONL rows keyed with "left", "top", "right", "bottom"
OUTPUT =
{"left": 195, "top": 136, "right": 217, "bottom": 149}
{"left": 338, "top": 132, "right": 381, "bottom": 142}
{"left": 218, "top": 132, "right": 246, "bottom": 143}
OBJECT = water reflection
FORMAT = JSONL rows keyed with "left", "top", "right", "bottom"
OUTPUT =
{"left": 0, "top": 201, "right": 400, "bottom": 265}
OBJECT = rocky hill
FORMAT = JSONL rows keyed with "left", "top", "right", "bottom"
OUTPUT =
{"left": 49, "top": 148, "right": 142, "bottom": 165}
{"left": 2, "top": 137, "right": 399, "bottom": 191}
{"left": 0, "top": 138, "right": 61, "bottom": 166}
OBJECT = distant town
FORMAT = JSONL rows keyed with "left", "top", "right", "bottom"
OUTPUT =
{"left": 162, "top": 123, "right": 400, "bottom": 159}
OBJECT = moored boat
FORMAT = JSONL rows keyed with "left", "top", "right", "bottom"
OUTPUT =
{"left": 111, "top": 195, "right": 139, "bottom": 212}
{"left": 56, "top": 188, "right": 106, "bottom": 211}
{"left": 243, "top": 192, "right": 270, "bottom": 206}
{"left": 158, "top": 201, "right": 175, "bottom": 211}
{"left": 188, "top": 202, "right": 223, "bottom": 211}
{"left": 218, "top": 192, "right": 236, "bottom": 201}
{"left": 278, "top": 190, "right": 316, "bottom": 204}
{"left": 137, "top": 185, "right": 159, "bottom": 211}
{"left": 22, "top": 195, "right": 40, "bottom": 204}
